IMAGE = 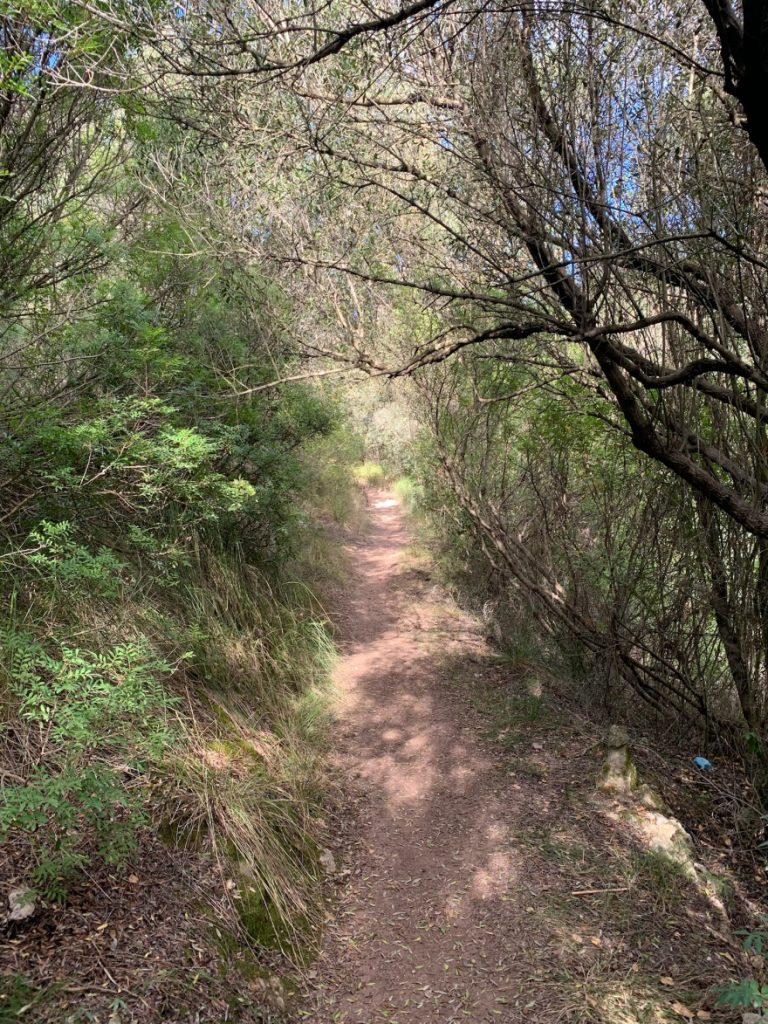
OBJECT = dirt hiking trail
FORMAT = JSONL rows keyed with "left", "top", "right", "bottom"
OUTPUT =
{"left": 295, "top": 493, "right": 740, "bottom": 1024}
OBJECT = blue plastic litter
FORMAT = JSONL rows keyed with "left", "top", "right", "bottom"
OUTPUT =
{"left": 692, "top": 756, "right": 713, "bottom": 770}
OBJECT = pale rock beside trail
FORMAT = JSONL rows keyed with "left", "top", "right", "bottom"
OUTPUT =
{"left": 7, "top": 887, "right": 35, "bottom": 923}
{"left": 319, "top": 848, "right": 337, "bottom": 874}
{"left": 597, "top": 724, "right": 638, "bottom": 795}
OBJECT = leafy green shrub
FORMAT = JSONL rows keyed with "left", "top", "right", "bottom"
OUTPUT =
{"left": 0, "top": 766, "right": 144, "bottom": 900}
{"left": 22, "top": 521, "right": 126, "bottom": 598}
{"left": 0, "top": 629, "right": 175, "bottom": 898}
{"left": 0, "top": 201, "right": 352, "bottom": 952}
{"left": 717, "top": 977, "right": 768, "bottom": 1013}
{"left": 716, "top": 924, "right": 768, "bottom": 1012}
{"left": 299, "top": 427, "right": 364, "bottom": 526}
{"left": 392, "top": 475, "right": 423, "bottom": 514}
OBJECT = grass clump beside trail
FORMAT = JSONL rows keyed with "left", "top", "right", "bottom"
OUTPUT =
{"left": 0, "top": 225, "right": 362, "bottom": 1019}
{"left": 392, "top": 475, "right": 424, "bottom": 514}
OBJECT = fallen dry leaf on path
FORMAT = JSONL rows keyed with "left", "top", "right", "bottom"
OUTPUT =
{"left": 670, "top": 1001, "right": 693, "bottom": 1018}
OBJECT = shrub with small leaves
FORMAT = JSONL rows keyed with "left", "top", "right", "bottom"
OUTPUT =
{"left": 0, "top": 628, "right": 176, "bottom": 898}
{"left": 23, "top": 520, "right": 127, "bottom": 597}
{"left": 716, "top": 922, "right": 768, "bottom": 1012}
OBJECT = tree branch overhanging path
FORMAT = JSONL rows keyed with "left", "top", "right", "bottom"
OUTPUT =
{"left": 154, "top": 0, "right": 768, "bottom": 539}
{"left": 144, "top": 0, "right": 768, "bottom": 744}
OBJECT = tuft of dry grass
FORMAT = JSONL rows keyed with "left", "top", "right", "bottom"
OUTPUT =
{"left": 146, "top": 541, "right": 338, "bottom": 959}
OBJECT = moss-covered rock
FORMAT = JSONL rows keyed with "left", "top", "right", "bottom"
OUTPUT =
{"left": 597, "top": 724, "right": 638, "bottom": 795}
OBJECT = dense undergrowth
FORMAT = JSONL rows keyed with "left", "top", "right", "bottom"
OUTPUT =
{"left": 0, "top": 12, "right": 374, "bottom": 1013}
{"left": 379, "top": 361, "right": 768, "bottom": 809}
{"left": 0, "top": 214, "right": 364, "bottom": 999}
{"left": 381, "top": 434, "right": 768, "bottom": 1016}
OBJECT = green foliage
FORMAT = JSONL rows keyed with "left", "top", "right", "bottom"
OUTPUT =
{"left": 0, "top": 629, "right": 173, "bottom": 897}
{"left": 741, "top": 926, "right": 768, "bottom": 955}
{"left": 300, "top": 426, "right": 365, "bottom": 526}
{"left": 392, "top": 476, "right": 423, "bottom": 514}
{"left": 1, "top": 630, "right": 173, "bottom": 753}
{"left": 0, "top": 766, "right": 143, "bottom": 901}
{"left": 0, "top": 191, "right": 358, "bottom": 918}
{"left": 0, "top": 974, "right": 55, "bottom": 1023}
{"left": 0, "top": 6, "right": 362, "bottom": 968}
{"left": 716, "top": 977, "right": 768, "bottom": 1011}
{"left": 404, "top": 336, "right": 760, "bottom": 751}
{"left": 716, "top": 921, "right": 768, "bottom": 1011}
{"left": 23, "top": 521, "right": 126, "bottom": 597}
{"left": 352, "top": 461, "right": 387, "bottom": 485}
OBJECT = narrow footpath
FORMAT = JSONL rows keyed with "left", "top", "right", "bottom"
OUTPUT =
{"left": 295, "top": 493, "right": 740, "bottom": 1024}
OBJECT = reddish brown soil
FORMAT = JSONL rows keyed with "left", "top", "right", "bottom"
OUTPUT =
{"left": 295, "top": 493, "right": 743, "bottom": 1024}
{"left": 0, "top": 829, "right": 270, "bottom": 1023}
{"left": 1, "top": 493, "right": 748, "bottom": 1023}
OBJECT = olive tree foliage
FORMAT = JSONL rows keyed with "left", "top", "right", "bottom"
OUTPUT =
{"left": 146, "top": 0, "right": 768, "bottom": 747}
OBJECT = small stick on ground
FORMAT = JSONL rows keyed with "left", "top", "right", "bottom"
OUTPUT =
{"left": 569, "top": 887, "right": 630, "bottom": 896}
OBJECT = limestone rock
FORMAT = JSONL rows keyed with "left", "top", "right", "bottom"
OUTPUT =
{"left": 7, "top": 887, "right": 35, "bottom": 923}
{"left": 636, "top": 810, "right": 694, "bottom": 869}
{"left": 597, "top": 724, "right": 638, "bottom": 795}
{"left": 319, "top": 848, "right": 337, "bottom": 874}
{"left": 634, "top": 783, "right": 667, "bottom": 812}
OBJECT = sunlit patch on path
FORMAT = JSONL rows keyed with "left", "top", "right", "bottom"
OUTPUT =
{"left": 293, "top": 491, "right": 739, "bottom": 1024}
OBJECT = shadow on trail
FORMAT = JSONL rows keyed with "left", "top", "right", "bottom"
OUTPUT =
{"left": 336, "top": 494, "right": 412, "bottom": 648}
{"left": 299, "top": 493, "right": 739, "bottom": 1024}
